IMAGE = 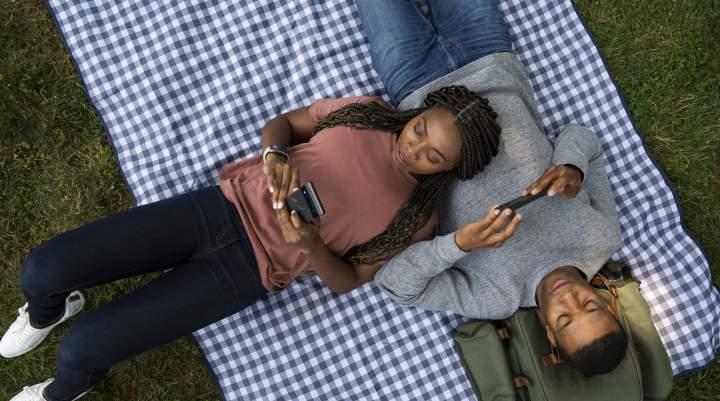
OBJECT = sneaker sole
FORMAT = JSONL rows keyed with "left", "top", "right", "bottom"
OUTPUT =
{"left": 70, "top": 387, "right": 93, "bottom": 401}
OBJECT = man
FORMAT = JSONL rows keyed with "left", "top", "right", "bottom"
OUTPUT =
{"left": 374, "top": 51, "right": 628, "bottom": 376}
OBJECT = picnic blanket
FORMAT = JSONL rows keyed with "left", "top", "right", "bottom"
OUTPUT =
{"left": 45, "top": 0, "right": 719, "bottom": 399}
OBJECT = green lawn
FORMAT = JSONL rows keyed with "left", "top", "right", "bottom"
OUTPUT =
{"left": 1, "top": 0, "right": 717, "bottom": 400}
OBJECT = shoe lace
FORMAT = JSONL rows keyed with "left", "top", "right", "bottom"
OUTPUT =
{"left": 9, "top": 305, "right": 37, "bottom": 345}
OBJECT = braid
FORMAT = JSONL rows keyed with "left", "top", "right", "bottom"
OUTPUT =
{"left": 343, "top": 173, "right": 454, "bottom": 264}
{"left": 312, "top": 102, "right": 423, "bottom": 136}
{"left": 423, "top": 86, "right": 501, "bottom": 180}
{"left": 314, "top": 87, "right": 501, "bottom": 265}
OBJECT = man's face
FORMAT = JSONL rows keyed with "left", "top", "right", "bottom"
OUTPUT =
{"left": 536, "top": 268, "right": 621, "bottom": 355}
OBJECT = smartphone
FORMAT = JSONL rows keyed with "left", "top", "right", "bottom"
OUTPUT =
{"left": 286, "top": 182, "right": 325, "bottom": 223}
{"left": 497, "top": 188, "right": 548, "bottom": 212}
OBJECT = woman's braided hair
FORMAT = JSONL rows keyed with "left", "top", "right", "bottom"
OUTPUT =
{"left": 313, "top": 86, "right": 501, "bottom": 265}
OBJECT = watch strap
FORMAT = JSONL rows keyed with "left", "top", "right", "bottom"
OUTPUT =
{"left": 262, "top": 145, "right": 289, "bottom": 162}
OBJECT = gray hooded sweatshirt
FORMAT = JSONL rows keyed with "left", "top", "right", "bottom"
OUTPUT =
{"left": 374, "top": 52, "right": 622, "bottom": 319}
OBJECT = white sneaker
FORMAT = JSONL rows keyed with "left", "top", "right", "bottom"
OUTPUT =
{"left": 10, "top": 378, "right": 91, "bottom": 401}
{"left": 0, "top": 291, "right": 85, "bottom": 358}
{"left": 9, "top": 378, "right": 52, "bottom": 401}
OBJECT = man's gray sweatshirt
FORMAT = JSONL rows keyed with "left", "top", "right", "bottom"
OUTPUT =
{"left": 374, "top": 52, "right": 622, "bottom": 319}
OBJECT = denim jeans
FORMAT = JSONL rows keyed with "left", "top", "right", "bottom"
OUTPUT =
{"left": 355, "top": 0, "right": 512, "bottom": 106}
{"left": 20, "top": 185, "right": 266, "bottom": 401}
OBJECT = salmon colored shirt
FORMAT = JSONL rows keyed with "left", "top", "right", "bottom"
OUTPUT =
{"left": 219, "top": 96, "right": 438, "bottom": 292}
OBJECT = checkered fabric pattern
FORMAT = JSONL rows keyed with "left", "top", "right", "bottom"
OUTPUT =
{"left": 45, "top": 0, "right": 718, "bottom": 398}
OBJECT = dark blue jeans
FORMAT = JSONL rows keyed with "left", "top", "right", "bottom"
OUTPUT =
{"left": 20, "top": 185, "right": 266, "bottom": 401}
{"left": 355, "top": 0, "right": 512, "bottom": 105}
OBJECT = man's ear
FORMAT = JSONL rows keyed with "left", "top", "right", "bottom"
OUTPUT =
{"left": 545, "top": 325, "right": 557, "bottom": 347}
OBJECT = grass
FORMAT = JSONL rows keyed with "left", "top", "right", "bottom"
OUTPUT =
{"left": 0, "top": 0, "right": 717, "bottom": 399}
{"left": 573, "top": 2, "right": 720, "bottom": 400}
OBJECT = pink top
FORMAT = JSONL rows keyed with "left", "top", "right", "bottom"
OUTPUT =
{"left": 219, "top": 96, "right": 438, "bottom": 292}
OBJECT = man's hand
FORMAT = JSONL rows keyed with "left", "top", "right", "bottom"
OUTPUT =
{"left": 523, "top": 164, "right": 583, "bottom": 199}
{"left": 454, "top": 206, "right": 522, "bottom": 252}
{"left": 263, "top": 153, "right": 289, "bottom": 196}
{"left": 276, "top": 207, "right": 322, "bottom": 255}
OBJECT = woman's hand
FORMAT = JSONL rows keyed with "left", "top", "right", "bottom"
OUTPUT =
{"left": 276, "top": 207, "right": 322, "bottom": 255}
{"left": 262, "top": 153, "right": 288, "bottom": 196}
{"left": 523, "top": 164, "right": 583, "bottom": 199}
{"left": 271, "top": 162, "right": 320, "bottom": 253}
{"left": 266, "top": 161, "right": 299, "bottom": 211}
{"left": 454, "top": 206, "right": 522, "bottom": 252}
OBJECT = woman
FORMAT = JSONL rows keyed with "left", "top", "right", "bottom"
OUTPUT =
{"left": 3, "top": 81, "right": 506, "bottom": 398}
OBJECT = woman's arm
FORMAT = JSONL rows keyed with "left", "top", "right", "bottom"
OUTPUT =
{"left": 271, "top": 165, "right": 381, "bottom": 293}
{"left": 275, "top": 205, "right": 381, "bottom": 293}
{"left": 262, "top": 96, "right": 392, "bottom": 150}
{"left": 260, "top": 106, "right": 316, "bottom": 149}
{"left": 304, "top": 241, "right": 382, "bottom": 294}
{"left": 262, "top": 107, "right": 316, "bottom": 201}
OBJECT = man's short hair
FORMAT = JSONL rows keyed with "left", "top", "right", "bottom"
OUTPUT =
{"left": 561, "top": 327, "right": 629, "bottom": 376}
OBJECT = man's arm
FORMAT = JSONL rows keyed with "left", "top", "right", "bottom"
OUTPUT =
{"left": 551, "top": 123, "right": 603, "bottom": 180}
{"left": 375, "top": 233, "right": 519, "bottom": 319}
{"left": 524, "top": 123, "right": 605, "bottom": 198}
{"left": 525, "top": 123, "right": 621, "bottom": 246}
{"left": 375, "top": 232, "right": 465, "bottom": 305}
{"left": 554, "top": 124, "right": 623, "bottom": 261}
{"left": 375, "top": 208, "right": 522, "bottom": 319}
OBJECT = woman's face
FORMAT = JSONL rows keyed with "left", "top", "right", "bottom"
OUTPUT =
{"left": 392, "top": 106, "right": 463, "bottom": 175}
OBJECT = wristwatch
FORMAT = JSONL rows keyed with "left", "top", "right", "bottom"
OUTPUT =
{"left": 262, "top": 145, "right": 289, "bottom": 162}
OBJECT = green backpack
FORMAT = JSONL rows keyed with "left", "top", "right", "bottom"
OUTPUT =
{"left": 452, "top": 262, "right": 673, "bottom": 401}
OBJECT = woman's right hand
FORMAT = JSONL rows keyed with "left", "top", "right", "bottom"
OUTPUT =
{"left": 454, "top": 206, "right": 523, "bottom": 252}
{"left": 263, "top": 153, "right": 288, "bottom": 195}
{"left": 266, "top": 160, "right": 299, "bottom": 211}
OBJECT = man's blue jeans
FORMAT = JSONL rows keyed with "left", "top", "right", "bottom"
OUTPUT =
{"left": 20, "top": 186, "right": 266, "bottom": 401}
{"left": 355, "top": 0, "right": 512, "bottom": 106}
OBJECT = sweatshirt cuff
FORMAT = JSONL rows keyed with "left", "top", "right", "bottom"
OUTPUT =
{"left": 552, "top": 155, "right": 589, "bottom": 183}
{"left": 435, "top": 232, "right": 470, "bottom": 265}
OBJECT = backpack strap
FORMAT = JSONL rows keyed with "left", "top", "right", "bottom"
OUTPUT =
{"left": 590, "top": 273, "right": 620, "bottom": 315}
{"left": 513, "top": 376, "right": 530, "bottom": 389}
{"left": 496, "top": 327, "right": 511, "bottom": 340}
{"left": 541, "top": 350, "right": 563, "bottom": 367}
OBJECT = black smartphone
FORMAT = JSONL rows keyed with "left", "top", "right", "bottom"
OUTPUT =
{"left": 497, "top": 188, "right": 548, "bottom": 212}
{"left": 286, "top": 182, "right": 325, "bottom": 223}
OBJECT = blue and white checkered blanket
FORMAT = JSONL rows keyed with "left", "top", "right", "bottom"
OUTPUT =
{"left": 46, "top": 0, "right": 719, "bottom": 399}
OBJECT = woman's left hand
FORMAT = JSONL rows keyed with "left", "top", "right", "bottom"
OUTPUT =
{"left": 276, "top": 206, "right": 322, "bottom": 255}
{"left": 523, "top": 164, "right": 583, "bottom": 199}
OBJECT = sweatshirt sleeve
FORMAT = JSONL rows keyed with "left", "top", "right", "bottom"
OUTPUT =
{"left": 551, "top": 123, "right": 602, "bottom": 181}
{"left": 580, "top": 147, "right": 622, "bottom": 241}
{"left": 552, "top": 124, "right": 619, "bottom": 227}
{"left": 374, "top": 232, "right": 519, "bottom": 319}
